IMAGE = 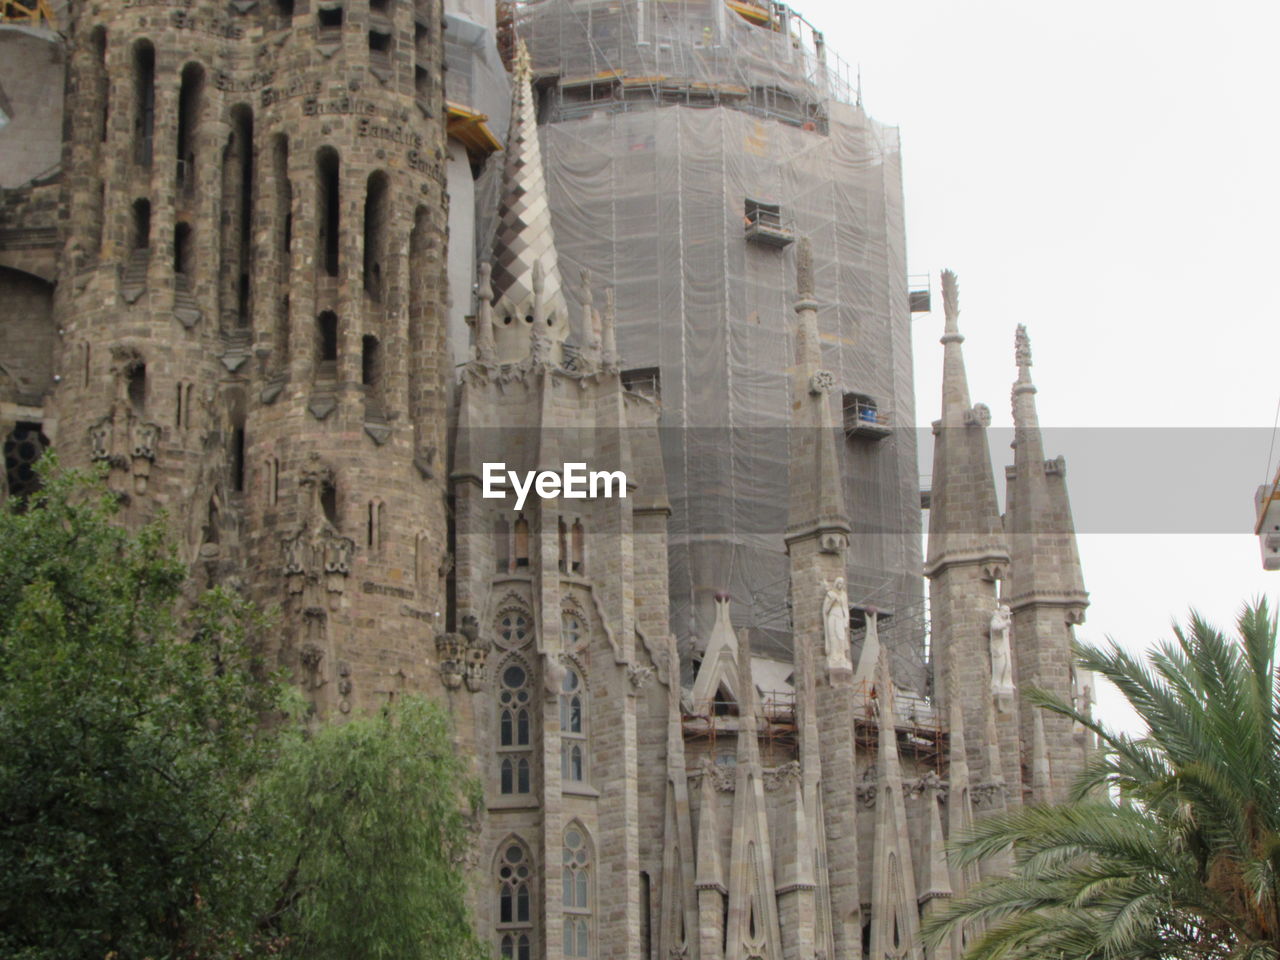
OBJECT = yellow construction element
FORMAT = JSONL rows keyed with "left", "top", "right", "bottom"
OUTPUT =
{"left": 726, "top": 0, "right": 774, "bottom": 28}
{"left": 445, "top": 102, "right": 503, "bottom": 159}
{"left": 0, "top": 0, "right": 57, "bottom": 27}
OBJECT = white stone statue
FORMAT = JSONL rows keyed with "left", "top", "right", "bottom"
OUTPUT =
{"left": 822, "top": 577, "right": 852, "bottom": 672}
{"left": 989, "top": 603, "right": 1014, "bottom": 699}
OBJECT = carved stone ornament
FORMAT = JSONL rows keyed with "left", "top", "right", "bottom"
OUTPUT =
{"left": 763, "top": 760, "right": 802, "bottom": 792}
{"left": 463, "top": 616, "right": 491, "bottom": 692}
{"left": 964, "top": 403, "right": 991, "bottom": 428}
{"left": 130, "top": 421, "right": 160, "bottom": 461}
{"left": 808, "top": 369, "right": 836, "bottom": 395}
{"left": 856, "top": 783, "right": 877, "bottom": 808}
{"left": 626, "top": 663, "right": 654, "bottom": 691}
{"left": 819, "top": 531, "right": 847, "bottom": 555}
{"left": 436, "top": 631, "right": 466, "bottom": 690}
{"left": 692, "top": 758, "right": 735, "bottom": 792}
{"left": 543, "top": 651, "right": 567, "bottom": 698}
{"left": 88, "top": 416, "right": 114, "bottom": 463}
{"left": 971, "top": 782, "right": 1008, "bottom": 808}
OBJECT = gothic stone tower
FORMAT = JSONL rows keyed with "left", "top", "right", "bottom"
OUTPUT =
{"left": 450, "top": 43, "right": 676, "bottom": 959}
{"left": 49, "top": 0, "right": 452, "bottom": 712}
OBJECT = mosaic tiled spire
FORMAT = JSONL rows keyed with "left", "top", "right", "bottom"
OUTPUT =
{"left": 490, "top": 39, "right": 568, "bottom": 349}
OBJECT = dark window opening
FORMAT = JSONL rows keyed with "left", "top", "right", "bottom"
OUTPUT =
{"left": 273, "top": 134, "right": 292, "bottom": 283}
{"left": 317, "top": 5, "right": 343, "bottom": 28}
{"left": 317, "top": 311, "right": 339, "bottom": 363}
{"left": 639, "top": 872, "right": 651, "bottom": 960}
{"left": 276, "top": 0, "right": 294, "bottom": 16}
{"left": 4, "top": 422, "right": 49, "bottom": 502}
{"left": 133, "top": 40, "right": 155, "bottom": 167}
{"left": 513, "top": 516, "right": 529, "bottom": 568}
{"left": 362, "top": 171, "right": 388, "bottom": 300}
{"left": 370, "top": 0, "right": 389, "bottom": 12}
{"left": 320, "top": 480, "right": 338, "bottom": 526}
{"left": 91, "top": 27, "right": 108, "bottom": 144}
{"left": 415, "top": 64, "right": 431, "bottom": 103}
{"left": 127, "top": 362, "right": 146, "bottom": 414}
{"left": 317, "top": 147, "right": 340, "bottom": 277}
{"left": 230, "top": 426, "right": 246, "bottom": 492}
{"left": 176, "top": 63, "right": 203, "bottom": 191}
{"left": 368, "top": 29, "right": 392, "bottom": 54}
{"left": 570, "top": 519, "right": 584, "bottom": 574}
{"left": 203, "top": 498, "right": 219, "bottom": 544}
{"left": 361, "top": 334, "right": 380, "bottom": 387}
{"left": 230, "top": 105, "right": 254, "bottom": 326}
{"left": 132, "top": 198, "right": 151, "bottom": 250}
{"left": 173, "top": 222, "right": 192, "bottom": 276}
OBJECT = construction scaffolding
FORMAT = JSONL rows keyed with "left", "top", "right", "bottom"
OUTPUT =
{"left": 519, "top": 0, "right": 858, "bottom": 129}
{"left": 493, "top": 0, "right": 926, "bottom": 687}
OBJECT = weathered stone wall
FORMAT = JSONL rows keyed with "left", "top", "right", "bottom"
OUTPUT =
{"left": 46, "top": 0, "right": 452, "bottom": 716}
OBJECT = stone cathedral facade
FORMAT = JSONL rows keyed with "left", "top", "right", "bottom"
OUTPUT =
{"left": 0, "top": 2, "right": 1096, "bottom": 959}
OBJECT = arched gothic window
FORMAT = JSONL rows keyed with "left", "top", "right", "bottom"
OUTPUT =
{"left": 562, "top": 824, "right": 591, "bottom": 957}
{"left": 559, "top": 666, "right": 586, "bottom": 784}
{"left": 561, "top": 612, "right": 585, "bottom": 650}
{"left": 498, "top": 660, "right": 532, "bottom": 795}
{"left": 497, "top": 839, "right": 534, "bottom": 960}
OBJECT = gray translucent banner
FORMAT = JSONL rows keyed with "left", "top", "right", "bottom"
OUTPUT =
{"left": 452, "top": 426, "right": 1276, "bottom": 534}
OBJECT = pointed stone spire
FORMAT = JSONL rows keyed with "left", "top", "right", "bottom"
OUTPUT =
{"left": 660, "top": 633, "right": 699, "bottom": 960}
{"left": 1006, "top": 324, "right": 1086, "bottom": 615}
{"left": 870, "top": 646, "right": 923, "bottom": 960}
{"left": 853, "top": 607, "right": 881, "bottom": 704}
{"left": 695, "top": 764, "right": 726, "bottom": 960}
{"left": 979, "top": 689, "right": 1014, "bottom": 877}
{"left": 1006, "top": 324, "right": 1089, "bottom": 801}
{"left": 918, "top": 773, "right": 954, "bottom": 960}
{"left": 473, "top": 261, "right": 496, "bottom": 362}
{"left": 926, "top": 269, "right": 1008, "bottom": 579}
{"left": 690, "top": 594, "right": 739, "bottom": 709}
{"left": 924, "top": 269, "right": 1013, "bottom": 794}
{"left": 946, "top": 671, "right": 983, "bottom": 954}
{"left": 726, "top": 628, "right": 783, "bottom": 960}
{"left": 490, "top": 39, "right": 568, "bottom": 363}
{"left": 786, "top": 237, "right": 850, "bottom": 549}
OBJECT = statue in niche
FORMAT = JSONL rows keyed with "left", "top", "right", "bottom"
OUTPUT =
{"left": 822, "top": 577, "right": 852, "bottom": 672}
{"left": 989, "top": 603, "right": 1015, "bottom": 702}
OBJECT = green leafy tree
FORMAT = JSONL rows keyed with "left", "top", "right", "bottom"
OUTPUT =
{"left": 250, "top": 697, "right": 486, "bottom": 960}
{"left": 0, "top": 462, "right": 485, "bottom": 959}
{"left": 0, "top": 462, "right": 283, "bottom": 959}
{"left": 925, "top": 600, "right": 1280, "bottom": 960}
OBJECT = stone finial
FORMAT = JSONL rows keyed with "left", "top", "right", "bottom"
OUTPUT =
{"left": 796, "top": 238, "right": 814, "bottom": 301}
{"left": 941, "top": 268, "right": 959, "bottom": 332}
{"left": 1015, "top": 323, "right": 1033, "bottom": 380}
{"left": 579, "top": 267, "right": 594, "bottom": 308}
{"left": 475, "top": 262, "right": 496, "bottom": 362}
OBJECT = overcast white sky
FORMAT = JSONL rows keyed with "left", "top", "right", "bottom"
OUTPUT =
{"left": 802, "top": 0, "right": 1280, "bottom": 731}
